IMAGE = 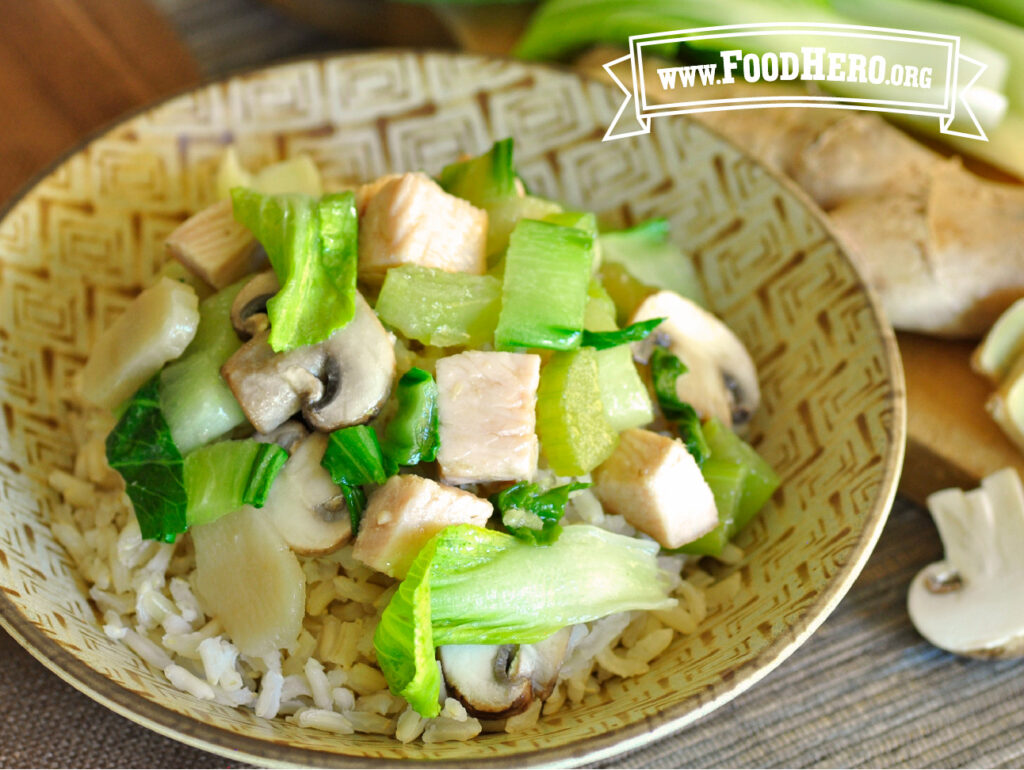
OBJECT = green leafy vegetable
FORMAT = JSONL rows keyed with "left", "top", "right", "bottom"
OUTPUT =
{"left": 650, "top": 347, "right": 710, "bottom": 465}
{"left": 491, "top": 480, "right": 590, "bottom": 545}
{"left": 231, "top": 188, "right": 358, "bottom": 352}
{"left": 581, "top": 317, "right": 664, "bottom": 350}
{"left": 439, "top": 137, "right": 518, "bottom": 207}
{"left": 338, "top": 484, "right": 368, "bottom": 535}
{"left": 649, "top": 346, "right": 688, "bottom": 420}
{"left": 584, "top": 282, "right": 654, "bottom": 431}
{"left": 321, "top": 425, "right": 390, "bottom": 533}
{"left": 373, "top": 524, "right": 674, "bottom": 716}
{"left": 381, "top": 368, "right": 439, "bottom": 467}
{"left": 243, "top": 443, "right": 290, "bottom": 506}
{"left": 438, "top": 138, "right": 554, "bottom": 256}
{"left": 106, "top": 377, "right": 187, "bottom": 543}
{"left": 375, "top": 266, "right": 502, "bottom": 348}
{"left": 160, "top": 279, "right": 248, "bottom": 454}
{"left": 676, "top": 458, "right": 748, "bottom": 557}
{"left": 184, "top": 440, "right": 288, "bottom": 527}
{"left": 703, "top": 417, "right": 780, "bottom": 524}
{"left": 536, "top": 348, "right": 620, "bottom": 475}
{"left": 495, "top": 218, "right": 593, "bottom": 350}
{"left": 599, "top": 218, "right": 706, "bottom": 309}
{"left": 513, "top": 0, "right": 1024, "bottom": 177}
{"left": 674, "top": 402, "right": 711, "bottom": 467}
{"left": 322, "top": 425, "right": 390, "bottom": 487}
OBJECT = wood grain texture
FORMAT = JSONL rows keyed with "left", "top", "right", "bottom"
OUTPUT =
{"left": 0, "top": 0, "right": 200, "bottom": 203}
{"left": 898, "top": 333, "right": 1024, "bottom": 503}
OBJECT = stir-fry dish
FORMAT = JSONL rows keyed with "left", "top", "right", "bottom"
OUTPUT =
{"left": 49, "top": 140, "right": 779, "bottom": 742}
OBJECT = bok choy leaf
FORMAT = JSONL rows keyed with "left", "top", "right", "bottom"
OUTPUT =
{"left": 232, "top": 189, "right": 358, "bottom": 353}
{"left": 373, "top": 524, "right": 674, "bottom": 716}
{"left": 106, "top": 377, "right": 187, "bottom": 543}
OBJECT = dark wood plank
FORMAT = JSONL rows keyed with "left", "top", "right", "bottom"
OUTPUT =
{"left": 0, "top": 0, "right": 201, "bottom": 202}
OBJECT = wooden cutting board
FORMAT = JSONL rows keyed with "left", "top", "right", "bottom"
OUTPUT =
{"left": 898, "top": 333, "right": 1024, "bottom": 504}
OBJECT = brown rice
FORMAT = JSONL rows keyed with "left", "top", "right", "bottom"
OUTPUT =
{"left": 47, "top": 400, "right": 737, "bottom": 743}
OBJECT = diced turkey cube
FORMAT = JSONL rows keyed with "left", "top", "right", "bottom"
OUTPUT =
{"left": 357, "top": 172, "right": 487, "bottom": 282}
{"left": 165, "top": 199, "right": 262, "bottom": 289}
{"left": 353, "top": 475, "right": 492, "bottom": 578}
{"left": 355, "top": 174, "right": 401, "bottom": 216}
{"left": 436, "top": 351, "right": 541, "bottom": 485}
{"left": 593, "top": 428, "right": 718, "bottom": 549}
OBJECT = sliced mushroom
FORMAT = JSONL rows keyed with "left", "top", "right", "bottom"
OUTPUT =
{"left": 220, "top": 329, "right": 321, "bottom": 434}
{"left": 631, "top": 290, "right": 760, "bottom": 430}
{"left": 908, "top": 468, "right": 1024, "bottom": 658}
{"left": 221, "top": 292, "right": 396, "bottom": 434}
{"left": 439, "top": 645, "right": 531, "bottom": 719}
{"left": 506, "top": 626, "right": 572, "bottom": 702}
{"left": 231, "top": 269, "right": 280, "bottom": 339}
{"left": 439, "top": 627, "right": 572, "bottom": 719}
{"left": 302, "top": 295, "right": 396, "bottom": 432}
{"left": 259, "top": 432, "right": 351, "bottom": 556}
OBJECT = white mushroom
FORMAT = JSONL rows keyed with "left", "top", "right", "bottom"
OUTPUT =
{"left": 438, "top": 627, "right": 572, "bottom": 719}
{"left": 230, "top": 269, "right": 279, "bottom": 340}
{"left": 631, "top": 290, "right": 760, "bottom": 430}
{"left": 221, "top": 292, "right": 396, "bottom": 433}
{"left": 260, "top": 433, "right": 351, "bottom": 556}
{"left": 908, "top": 468, "right": 1024, "bottom": 658}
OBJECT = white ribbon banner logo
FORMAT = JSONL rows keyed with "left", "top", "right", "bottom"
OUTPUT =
{"left": 604, "top": 23, "right": 989, "bottom": 142}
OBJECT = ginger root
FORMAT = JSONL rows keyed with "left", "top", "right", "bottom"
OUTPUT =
{"left": 580, "top": 48, "right": 1024, "bottom": 339}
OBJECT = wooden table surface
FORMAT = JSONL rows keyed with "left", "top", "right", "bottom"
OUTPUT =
{"left": 4, "top": 1, "right": 1024, "bottom": 767}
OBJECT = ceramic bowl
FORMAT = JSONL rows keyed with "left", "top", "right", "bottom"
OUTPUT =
{"left": 0, "top": 50, "right": 904, "bottom": 767}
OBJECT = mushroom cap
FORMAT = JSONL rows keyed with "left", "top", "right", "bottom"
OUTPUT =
{"left": 220, "top": 330, "right": 321, "bottom": 434}
{"left": 907, "top": 468, "right": 1024, "bottom": 658}
{"left": 439, "top": 644, "right": 532, "bottom": 719}
{"left": 439, "top": 628, "right": 572, "bottom": 719}
{"left": 221, "top": 291, "right": 396, "bottom": 434}
{"left": 231, "top": 269, "right": 280, "bottom": 340}
{"left": 908, "top": 562, "right": 1024, "bottom": 658}
{"left": 260, "top": 432, "right": 351, "bottom": 556}
{"left": 631, "top": 290, "right": 760, "bottom": 430}
{"left": 301, "top": 293, "right": 396, "bottom": 432}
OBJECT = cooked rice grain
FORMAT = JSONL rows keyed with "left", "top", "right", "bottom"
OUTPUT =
{"left": 48, "top": 404, "right": 732, "bottom": 744}
{"left": 423, "top": 715, "right": 482, "bottom": 743}
{"left": 395, "top": 708, "right": 427, "bottom": 743}
{"left": 295, "top": 708, "right": 354, "bottom": 734}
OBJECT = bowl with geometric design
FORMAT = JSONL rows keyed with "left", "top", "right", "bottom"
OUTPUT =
{"left": 0, "top": 50, "right": 904, "bottom": 766}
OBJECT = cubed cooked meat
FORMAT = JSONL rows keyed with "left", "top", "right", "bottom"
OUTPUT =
{"left": 593, "top": 428, "right": 718, "bottom": 549}
{"left": 165, "top": 199, "right": 262, "bottom": 289}
{"left": 357, "top": 172, "right": 487, "bottom": 283}
{"left": 353, "top": 475, "right": 492, "bottom": 578}
{"left": 435, "top": 351, "right": 541, "bottom": 485}
{"left": 355, "top": 174, "right": 401, "bottom": 216}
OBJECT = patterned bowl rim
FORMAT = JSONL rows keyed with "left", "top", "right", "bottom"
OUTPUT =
{"left": 0, "top": 49, "right": 906, "bottom": 769}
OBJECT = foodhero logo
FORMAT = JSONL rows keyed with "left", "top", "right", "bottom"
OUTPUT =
{"left": 666, "top": 48, "right": 933, "bottom": 90}
{"left": 604, "top": 23, "right": 990, "bottom": 142}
